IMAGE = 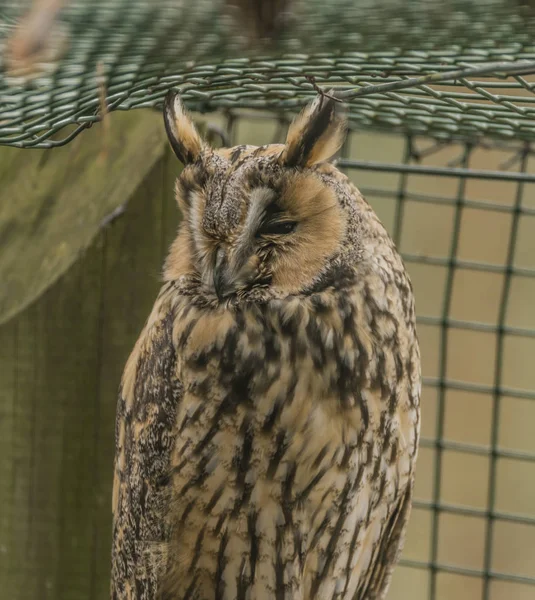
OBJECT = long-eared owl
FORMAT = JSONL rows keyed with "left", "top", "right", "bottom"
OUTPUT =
{"left": 111, "top": 91, "right": 421, "bottom": 600}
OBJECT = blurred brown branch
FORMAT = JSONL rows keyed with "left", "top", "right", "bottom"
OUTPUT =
{"left": 5, "top": 0, "right": 69, "bottom": 79}
{"left": 224, "top": 0, "right": 293, "bottom": 47}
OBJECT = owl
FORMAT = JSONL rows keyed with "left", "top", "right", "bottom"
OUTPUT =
{"left": 111, "top": 91, "right": 421, "bottom": 600}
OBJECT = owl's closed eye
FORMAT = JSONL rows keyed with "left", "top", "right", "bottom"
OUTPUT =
{"left": 162, "top": 91, "right": 352, "bottom": 300}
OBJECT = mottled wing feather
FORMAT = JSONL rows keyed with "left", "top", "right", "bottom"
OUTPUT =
{"left": 358, "top": 478, "right": 414, "bottom": 600}
{"left": 111, "top": 287, "right": 183, "bottom": 600}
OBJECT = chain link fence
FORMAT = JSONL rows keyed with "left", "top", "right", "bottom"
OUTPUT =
{"left": 2, "top": 0, "right": 535, "bottom": 147}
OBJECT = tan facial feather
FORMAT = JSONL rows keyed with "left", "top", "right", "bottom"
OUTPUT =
{"left": 164, "top": 227, "right": 194, "bottom": 281}
{"left": 174, "top": 178, "right": 189, "bottom": 216}
{"left": 270, "top": 173, "right": 345, "bottom": 293}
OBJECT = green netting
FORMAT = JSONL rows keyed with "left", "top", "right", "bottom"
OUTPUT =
{"left": 335, "top": 130, "right": 535, "bottom": 600}
{"left": 3, "top": 0, "right": 535, "bottom": 147}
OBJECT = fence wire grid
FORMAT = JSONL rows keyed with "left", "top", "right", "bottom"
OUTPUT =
{"left": 1, "top": 1, "right": 535, "bottom": 599}
{"left": 3, "top": 0, "right": 535, "bottom": 147}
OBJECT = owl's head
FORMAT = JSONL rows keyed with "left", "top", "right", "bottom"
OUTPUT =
{"left": 163, "top": 91, "right": 362, "bottom": 302}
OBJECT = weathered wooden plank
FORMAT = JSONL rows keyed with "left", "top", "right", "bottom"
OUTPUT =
{"left": 0, "top": 109, "right": 168, "bottom": 326}
{"left": 22, "top": 236, "right": 104, "bottom": 600}
{"left": 91, "top": 147, "right": 181, "bottom": 600}
{"left": 3, "top": 306, "right": 40, "bottom": 598}
{"left": 0, "top": 318, "right": 17, "bottom": 589}
{"left": 0, "top": 123, "right": 182, "bottom": 598}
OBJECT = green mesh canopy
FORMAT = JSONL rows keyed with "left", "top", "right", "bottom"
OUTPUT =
{"left": 2, "top": 0, "right": 535, "bottom": 147}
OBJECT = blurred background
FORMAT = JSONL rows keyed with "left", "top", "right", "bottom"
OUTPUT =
{"left": 1, "top": 1, "right": 535, "bottom": 599}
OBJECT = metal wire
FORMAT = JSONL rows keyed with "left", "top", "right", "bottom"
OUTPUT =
{"left": 481, "top": 149, "right": 529, "bottom": 600}
{"left": 3, "top": 0, "right": 535, "bottom": 147}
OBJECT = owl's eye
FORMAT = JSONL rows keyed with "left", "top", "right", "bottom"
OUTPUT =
{"left": 256, "top": 220, "right": 297, "bottom": 237}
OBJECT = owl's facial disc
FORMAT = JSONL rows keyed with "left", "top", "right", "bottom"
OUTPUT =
{"left": 203, "top": 173, "right": 345, "bottom": 300}
{"left": 207, "top": 187, "right": 296, "bottom": 299}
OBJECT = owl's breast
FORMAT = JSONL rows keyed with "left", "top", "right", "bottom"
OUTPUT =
{"left": 159, "top": 282, "right": 419, "bottom": 598}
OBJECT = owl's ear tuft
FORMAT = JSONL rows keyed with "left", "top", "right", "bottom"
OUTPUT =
{"left": 163, "top": 91, "right": 203, "bottom": 165}
{"left": 281, "top": 93, "right": 347, "bottom": 168}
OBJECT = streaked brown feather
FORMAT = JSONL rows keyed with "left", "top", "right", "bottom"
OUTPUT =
{"left": 111, "top": 93, "right": 421, "bottom": 600}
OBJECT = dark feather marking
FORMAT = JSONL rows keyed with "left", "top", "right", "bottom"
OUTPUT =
{"left": 264, "top": 330, "right": 281, "bottom": 363}
{"left": 262, "top": 396, "right": 284, "bottom": 432}
{"left": 294, "top": 528, "right": 306, "bottom": 573}
{"left": 285, "top": 371, "right": 299, "bottom": 406}
{"left": 186, "top": 345, "right": 218, "bottom": 371}
{"left": 343, "top": 520, "right": 363, "bottom": 598}
{"left": 297, "top": 467, "right": 329, "bottom": 504}
{"left": 189, "top": 376, "right": 211, "bottom": 398}
{"left": 234, "top": 416, "right": 254, "bottom": 487}
{"left": 310, "top": 480, "right": 353, "bottom": 598}
{"left": 311, "top": 444, "right": 330, "bottom": 470}
{"left": 183, "top": 573, "right": 200, "bottom": 600}
{"left": 267, "top": 430, "right": 290, "bottom": 479}
{"left": 231, "top": 145, "right": 245, "bottom": 163}
{"left": 372, "top": 453, "right": 382, "bottom": 483}
{"left": 163, "top": 91, "right": 198, "bottom": 165}
{"left": 381, "top": 419, "right": 392, "bottom": 462}
{"left": 232, "top": 417, "right": 255, "bottom": 515}
{"left": 354, "top": 389, "right": 370, "bottom": 431}
{"left": 373, "top": 472, "right": 388, "bottom": 511}
{"left": 305, "top": 316, "right": 325, "bottom": 369}
{"left": 310, "top": 487, "right": 334, "bottom": 525}
{"left": 275, "top": 520, "right": 285, "bottom": 600}
{"left": 309, "top": 510, "right": 331, "bottom": 553}
{"left": 179, "top": 452, "right": 213, "bottom": 497}
{"left": 204, "top": 483, "right": 226, "bottom": 515}
{"left": 215, "top": 529, "right": 229, "bottom": 600}
{"left": 340, "top": 444, "right": 355, "bottom": 470}
{"left": 214, "top": 513, "right": 227, "bottom": 536}
{"left": 180, "top": 499, "right": 196, "bottom": 526}
{"left": 189, "top": 525, "right": 207, "bottom": 573}
{"left": 342, "top": 464, "right": 367, "bottom": 596}
{"left": 178, "top": 400, "right": 204, "bottom": 434}
{"left": 360, "top": 484, "right": 413, "bottom": 598}
{"left": 278, "top": 305, "right": 301, "bottom": 337}
{"left": 167, "top": 440, "right": 192, "bottom": 481}
{"left": 389, "top": 442, "right": 398, "bottom": 465}
{"left": 282, "top": 461, "right": 297, "bottom": 529}
{"left": 248, "top": 511, "right": 259, "bottom": 583}
{"left": 194, "top": 397, "right": 231, "bottom": 455}
{"left": 176, "top": 172, "right": 198, "bottom": 207}
{"left": 285, "top": 97, "right": 338, "bottom": 167}
{"left": 237, "top": 556, "right": 248, "bottom": 600}
{"left": 303, "top": 264, "right": 357, "bottom": 295}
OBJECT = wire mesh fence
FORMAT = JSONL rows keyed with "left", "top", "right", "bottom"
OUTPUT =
{"left": 1, "top": 0, "right": 535, "bottom": 599}
{"left": 3, "top": 0, "right": 535, "bottom": 147}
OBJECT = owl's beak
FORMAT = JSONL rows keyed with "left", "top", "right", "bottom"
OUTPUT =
{"left": 213, "top": 269, "right": 229, "bottom": 300}
{"left": 213, "top": 247, "right": 233, "bottom": 300}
